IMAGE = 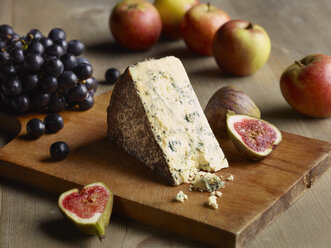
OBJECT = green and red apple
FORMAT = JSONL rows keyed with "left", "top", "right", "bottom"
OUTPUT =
{"left": 181, "top": 3, "right": 230, "bottom": 56}
{"left": 110, "top": 0, "right": 162, "bottom": 51}
{"left": 154, "top": 0, "right": 199, "bottom": 39}
{"left": 212, "top": 20, "right": 271, "bottom": 76}
{"left": 280, "top": 54, "right": 331, "bottom": 117}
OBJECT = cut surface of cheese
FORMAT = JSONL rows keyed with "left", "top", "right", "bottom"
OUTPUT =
{"left": 107, "top": 56, "right": 228, "bottom": 185}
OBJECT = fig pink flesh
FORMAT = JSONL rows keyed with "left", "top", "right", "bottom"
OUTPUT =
{"left": 62, "top": 185, "right": 109, "bottom": 219}
{"left": 234, "top": 118, "right": 277, "bottom": 152}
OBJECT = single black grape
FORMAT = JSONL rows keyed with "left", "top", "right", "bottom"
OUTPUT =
{"left": 21, "top": 74, "right": 38, "bottom": 92}
{"left": 39, "top": 75, "right": 58, "bottom": 93}
{"left": 50, "top": 141, "right": 69, "bottom": 161}
{"left": 48, "top": 28, "right": 66, "bottom": 41}
{"left": 69, "top": 83, "right": 88, "bottom": 102}
{"left": 11, "top": 95, "right": 30, "bottom": 113}
{"left": 46, "top": 44, "right": 65, "bottom": 57}
{"left": 26, "top": 40, "right": 45, "bottom": 54}
{"left": 39, "top": 37, "right": 53, "bottom": 50}
{"left": 44, "top": 57, "right": 64, "bottom": 77}
{"left": 61, "top": 53, "right": 77, "bottom": 70}
{"left": 58, "top": 71, "right": 77, "bottom": 89}
{"left": 9, "top": 47, "right": 24, "bottom": 64}
{"left": 26, "top": 118, "right": 45, "bottom": 139}
{"left": 44, "top": 113, "right": 64, "bottom": 133}
{"left": 24, "top": 53, "right": 44, "bottom": 71}
{"left": 5, "top": 38, "right": 23, "bottom": 50}
{"left": 83, "top": 77, "right": 97, "bottom": 91}
{"left": 2, "top": 78, "right": 22, "bottom": 96}
{"left": 0, "top": 52, "right": 10, "bottom": 66}
{"left": 32, "top": 91, "right": 50, "bottom": 109}
{"left": 105, "top": 68, "right": 120, "bottom": 85}
{"left": 74, "top": 63, "right": 93, "bottom": 80}
{"left": 78, "top": 94, "right": 94, "bottom": 110}
{"left": 27, "top": 29, "right": 42, "bottom": 40}
{"left": 76, "top": 57, "right": 91, "bottom": 65}
{"left": 67, "top": 40, "right": 84, "bottom": 56}
{"left": 49, "top": 94, "right": 66, "bottom": 112}
{"left": 1, "top": 64, "right": 16, "bottom": 77}
{"left": 54, "top": 39, "right": 68, "bottom": 53}
{"left": 0, "top": 24, "right": 14, "bottom": 40}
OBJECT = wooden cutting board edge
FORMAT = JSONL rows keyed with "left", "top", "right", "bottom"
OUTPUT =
{"left": 236, "top": 149, "right": 330, "bottom": 248}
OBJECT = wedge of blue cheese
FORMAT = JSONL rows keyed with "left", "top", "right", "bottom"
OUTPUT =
{"left": 107, "top": 56, "right": 228, "bottom": 186}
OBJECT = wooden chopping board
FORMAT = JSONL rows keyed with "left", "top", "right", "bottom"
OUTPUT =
{"left": 0, "top": 91, "right": 330, "bottom": 248}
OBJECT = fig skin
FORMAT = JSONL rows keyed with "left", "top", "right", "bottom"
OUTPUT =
{"left": 205, "top": 86, "right": 261, "bottom": 137}
{"left": 58, "top": 182, "right": 113, "bottom": 238}
{"left": 227, "top": 114, "right": 282, "bottom": 160}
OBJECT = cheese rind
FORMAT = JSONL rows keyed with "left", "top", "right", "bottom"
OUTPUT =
{"left": 107, "top": 56, "right": 228, "bottom": 185}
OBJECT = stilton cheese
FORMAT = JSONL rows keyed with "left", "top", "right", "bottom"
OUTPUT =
{"left": 208, "top": 195, "right": 218, "bottom": 209}
{"left": 176, "top": 191, "right": 188, "bottom": 202}
{"left": 215, "top": 191, "right": 223, "bottom": 197}
{"left": 226, "top": 174, "right": 234, "bottom": 181}
{"left": 107, "top": 56, "right": 228, "bottom": 186}
{"left": 192, "top": 172, "right": 225, "bottom": 192}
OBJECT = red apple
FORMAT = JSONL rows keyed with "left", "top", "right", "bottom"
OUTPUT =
{"left": 110, "top": 0, "right": 162, "bottom": 51}
{"left": 280, "top": 54, "right": 331, "bottom": 117}
{"left": 154, "top": 0, "right": 199, "bottom": 40}
{"left": 212, "top": 20, "right": 271, "bottom": 76}
{"left": 181, "top": 3, "right": 230, "bottom": 56}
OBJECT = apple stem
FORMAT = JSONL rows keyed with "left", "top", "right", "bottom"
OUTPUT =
{"left": 128, "top": 4, "right": 138, "bottom": 9}
{"left": 207, "top": 3, "right": 211, "bottom": 11}
{"left": 246, "top": 22, "right": 254, "bottom": 29}
{"left": 295, "top": 60, "right": 305, "bottom": 67}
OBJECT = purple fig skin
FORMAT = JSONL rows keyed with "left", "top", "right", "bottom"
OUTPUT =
{"left": 204, "top": 86, "right": 261, "bottom": 137}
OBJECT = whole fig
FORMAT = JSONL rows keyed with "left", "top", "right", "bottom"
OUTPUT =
{"left": 204, "top": 86, "right": 261, "bottom": 137}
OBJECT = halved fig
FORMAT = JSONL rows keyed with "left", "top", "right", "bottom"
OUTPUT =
{"left": 227, "top": 114, "right": 282, "bottom": 160}
{"left": 58, "top": 182, "right": 113, "bottom": 238}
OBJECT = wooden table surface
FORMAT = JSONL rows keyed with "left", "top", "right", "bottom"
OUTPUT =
{"left": 0, "top": 0, "right": 330, "bottom": 247}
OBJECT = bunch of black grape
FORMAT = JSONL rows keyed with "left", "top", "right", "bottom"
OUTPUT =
{"left": 0, "top": 24, "right": 97, "bottom": 113}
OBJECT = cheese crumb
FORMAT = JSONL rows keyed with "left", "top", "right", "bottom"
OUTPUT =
{"left": 176, "top": 191, "right": 188, "bottom": 203}
{"left": 208, "top": 196, "right": 218, "bottom": 209}
{"left": 226, "top": 174, "right": 234, "bottom": 181}
{"left": 192, "top": 172, "right": 224, "bottom": 192}
{"left": 215, "top": 191, "right": 222, "bottom": 197}
{"left": 210, "top": 191, "right": 216, "bottom": 196}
